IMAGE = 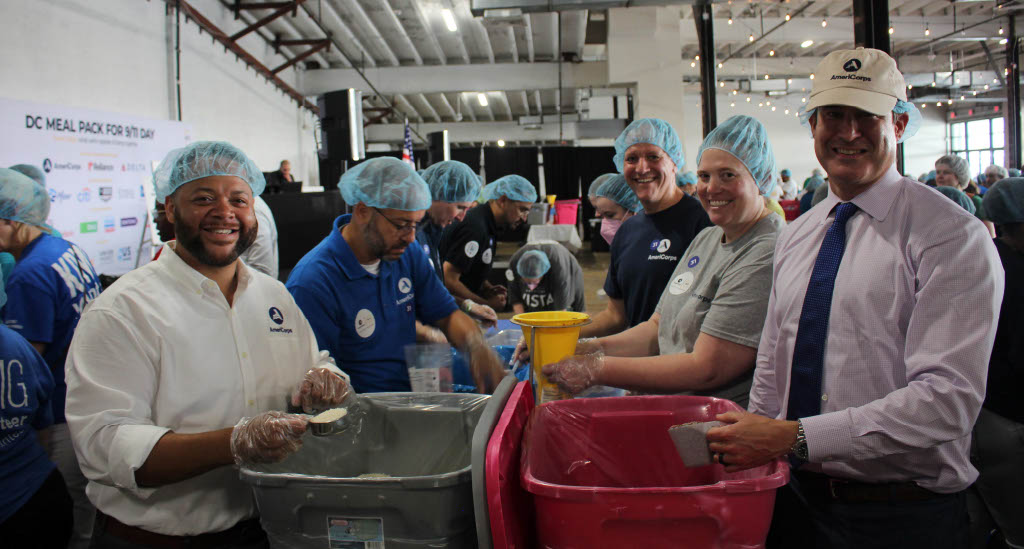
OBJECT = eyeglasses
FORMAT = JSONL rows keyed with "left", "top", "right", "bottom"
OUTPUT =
{"left": 372, "top": 207, "right": 417, "bottom": 235}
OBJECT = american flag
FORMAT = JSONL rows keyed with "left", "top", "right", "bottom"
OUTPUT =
{"left": 402, "top": 119, "right": 415, "bottom": 168}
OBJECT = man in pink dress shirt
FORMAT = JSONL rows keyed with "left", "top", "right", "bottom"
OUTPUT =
{"left": 705, "top": 48, "right": 1004, "bottom": 548}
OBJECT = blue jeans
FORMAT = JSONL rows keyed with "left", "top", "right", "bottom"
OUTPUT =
{"left": 767, "top": 471, "right": 969, "bottom": 549}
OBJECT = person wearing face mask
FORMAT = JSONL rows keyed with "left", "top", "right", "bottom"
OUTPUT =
{"left": 507, "top": 244, "right": 584, "bottom": 314}
{"left": 579, "top": 118, "right": 712, "bottom": 339}
{"left": 592, "top": 174, "right": 642, "bottom": 245}
{"left": 542, "top": 115, "right": 785, "bottom": 406}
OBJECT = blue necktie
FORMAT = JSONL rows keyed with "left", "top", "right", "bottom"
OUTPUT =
{"left": 787, "top": 202, "right": 859, "bottom": 421}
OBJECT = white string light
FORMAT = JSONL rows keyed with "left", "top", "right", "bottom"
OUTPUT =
{"left": 888, "top": 26, "right": 894, "bottom": 35}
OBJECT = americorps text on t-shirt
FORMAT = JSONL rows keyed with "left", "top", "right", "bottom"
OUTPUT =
{"left": 51, "top": 246, "right": 100, "bottom": 313}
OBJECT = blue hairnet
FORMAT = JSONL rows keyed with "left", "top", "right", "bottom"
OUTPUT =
{"left": 926, "top": 170, "right": 937, "bottom": 184}
{"left": 1009, "top": 168, "right": 1021, "bottom": 178}
{"left": 516, "top": 249, "right": 551, "bottom": 279}
{"left": 339, "top": 157, "right": 432, "bottom": 211}
{"left": 676, "top": 171, "right": 698, "bottom": 187}
{"left": 697, "top": 115, "right": 778, "bottom": 196}
{"left": 781, "top": 169, "right": 792, "bottom": 177}
{"left": 482, "top": 175, "right": 537, "bottom": 203}
{"left": 0, "top": 251, "right": 14, "bottom": 291}
{"left": 153, "top": 141, "right": 265, "bottom": 202}
{"left": 588, "top": 173, "right": 617, "bottom": 198}
{"left": 934, "top": 186, "right": 976, "bottom": 215}
{"left": 420, "top": 161, "right": 481, "bottom": 203}
{"left": 805, "top": 175, "right": 826, "bottom": 192}
{"left": 798, "top": 100, "right": 922, "bottom": 144}
{"left": 594, "top": 174, "right": 642, "bottom": 213}
{"left": 613, "top": 118, "right": 684, "bottom": 173}
{"left": 982, "top": 177, "right": 1024, "bottom": 224}
{"left": 0, "top": 168, "right": 51, "bottom": 227}
{"left": 9, "top": 164, "right": 46, "bottom": 187}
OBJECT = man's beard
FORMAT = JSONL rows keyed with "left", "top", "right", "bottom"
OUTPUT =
{"left": 365, "top": 217, "right": 401, "bottom": 262}
{"left": 176, "top": 221, "right": 258, "bottom": 267}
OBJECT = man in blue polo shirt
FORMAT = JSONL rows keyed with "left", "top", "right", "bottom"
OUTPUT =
{"left": 286, "top": 158, "right": 506, "bottom": 394}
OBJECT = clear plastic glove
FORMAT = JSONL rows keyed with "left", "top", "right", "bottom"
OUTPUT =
{"left": 542, "top": 351, "right": 605, "bottom": 394}
{"left": 230, "top": 411, "right": 308, "bottom": 466}
{"left": 290, "top": 368, "right": 351, "bottom": 414}
{"left": 465, "top": 301, "right": 498, "bottom": 328}
{"left": 418, "top": 325, "right": 448, "bottom": 343}
{"left": 513, "top": 336, "right": 599, "bottom": 366}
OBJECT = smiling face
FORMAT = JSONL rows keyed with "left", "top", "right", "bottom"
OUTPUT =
{"left": 696, "top": 149, "right": 766, "bottom": 241}
{"left": 622, "top": 143, "right": 679, "bottom": 207}
{"left": 166, "top": 175, "right": 258, "bottom": 268}
{"left": 810, "top": 105, "right": 907, "bottom": 200}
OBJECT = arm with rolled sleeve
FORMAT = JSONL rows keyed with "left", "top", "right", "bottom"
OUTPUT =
{"left": 800, "top": 221, "right": 1003, "bottom": 463}
{"left": 65, "top": 308, "right": 171, "bottom": 497}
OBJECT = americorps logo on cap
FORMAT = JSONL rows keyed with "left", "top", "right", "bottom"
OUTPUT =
{"left": 843, "top": 59, "right": 862, "bottom": 72}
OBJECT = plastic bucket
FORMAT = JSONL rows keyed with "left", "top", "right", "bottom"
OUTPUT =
{"left": 553, "top": 199, "right": 579, "bottom": 225}
{"left": 510, "top": 312, "right": 589, "bottom": 404}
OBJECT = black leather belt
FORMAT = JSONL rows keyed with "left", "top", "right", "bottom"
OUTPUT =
{"left": 793, "top": 470, "right": 950, "bottom": 504}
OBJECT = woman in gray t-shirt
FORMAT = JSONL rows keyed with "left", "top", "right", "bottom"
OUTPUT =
{"left": 544, "top": 115, "right": 785, "bottom": 407}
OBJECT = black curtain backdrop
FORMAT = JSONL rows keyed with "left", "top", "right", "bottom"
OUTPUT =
{"left": 542, "top": 146, "right": 617, "bottom": 242}
{"left": 450, "top": 147, "right": 482, "bottom": 174}
{"left": 483, "top": 147, "right": 540, "bottom": 186}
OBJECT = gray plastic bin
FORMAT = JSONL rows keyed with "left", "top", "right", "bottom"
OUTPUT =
{"left": 241, "top": 393, "right": 492, "bottom": 548}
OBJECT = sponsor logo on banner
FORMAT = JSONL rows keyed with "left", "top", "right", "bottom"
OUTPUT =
{"left": 88, "top": 162, "right": 114, "bottom": 172}
{"left": 80, "top": 221, "right": 98, "bottom": 234}
{"left": 117, "top": 186, "right": 137, "bottom": 200}
{"left": 48, "top": 188, "right": 72, "bottom": 204}
{"left": 99, "top": 186, "right": 113, "bottom": 202}
{"left": 77, "top": 188, "right": 92, "bottom": 203}
{"left": 42, "top": 158, "right": 82, "bottom": 173}
{"left": 120, "top": 217, "right": 138, "bottom": 227}
{"left": 98, "top": 249, "right": 115, "bottom": 264}
{"left": 121, "top": 162, "right": 147, "bottom": 172}
{"left": 117, "top": 247, "right": 132, "bottom": 262}
{"left": 103, "top": 217, "right": 116, "bottom": 233}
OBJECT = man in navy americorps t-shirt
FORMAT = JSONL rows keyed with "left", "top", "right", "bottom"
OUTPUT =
{"left": 287, "top": 158, "right": 506, "bottom": 394}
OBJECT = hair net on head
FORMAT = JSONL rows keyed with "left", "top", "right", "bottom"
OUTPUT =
{"left": 925, "top": 170, "right": 937, "bottom": 184}
{"left": 420, "top": 161, "right": 481, "bottom": 203}
{"left": 934, "top": 186, "right": 976, "bottom": 215}
{"left": 516, "top": 249, "right": 551, "bottom": 279}
{"left": 982, "top": 177, "right": 1024, "bottom": 224}
{"left": 677, "top": 171, "right": 698, "bottom": 187}
{"left": 1009, "top": 168, "right": 1021, "bottom": 178}
{"left": 612, "top": 118, "right": 684, "bottom": 173}
{"left": 9, "top": 164, "right": 46, "bottom": 187}
{"left": 805, "top": 175, "right": 826, "bottom": 192}
{"left": 986, "top": 164, "right": 1009, "bottom": 180}
{"left": 780, "top": 169, "right": 792, "bottom": 177}
{"left": 153, "top": 141, "right": 265, "bottom": 202}
{"left": 799, "top": 100, "right": 921, "bottom": 144}
{"left": 339, "top": 157, "right": 432, "bottom": 211}
{"left": 594, "top": 174, "right": 642, "bottom": 213}
{"left": 697, "top": 115, "right": 779, "bottom": 196}
{"left": 588, "top": 173, "right": 617, "bottom": 198}
{"left": 482, "top": 174, "right": 538, "bottom": 203}
{"left": 0, "top": 168, "right": 51, "bottom": 228}
{"left": 935, "top": 155, "right": 970, "bottom": 188}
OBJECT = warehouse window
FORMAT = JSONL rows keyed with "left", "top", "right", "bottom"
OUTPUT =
{"left": 950, "top": 117, "right": 1005, "bottom": 174}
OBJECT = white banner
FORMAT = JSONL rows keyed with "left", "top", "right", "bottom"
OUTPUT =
{"left": 0, "top": 97, "right": 191, "bottom": 275}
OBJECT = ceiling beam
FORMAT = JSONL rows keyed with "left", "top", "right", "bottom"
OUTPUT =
{"left": 395, "top": 93, "right": 422, "bottom": 123}
{"left": 402, "top": 0, "right": 447, "bottom": 65}
{"left": 524, "top": 14, "right": 535, "bottom": 62}
{"left": 345, "top": 0, "right": 400, "bottom": 66}
{"left": 373, "top": 0, "right": 423, "bottom": 66}
{"left": 500, "top": 91, "right": 514, "bottom": 120}
{"left": 304, "top": 0, "right": 374, "bottom": 68}
{"left": 508, "top": 26, "right": 519, "bottom": 63}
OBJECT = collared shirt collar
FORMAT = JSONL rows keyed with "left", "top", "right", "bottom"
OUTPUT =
{"left": 157, "top": 241, "right": 254, "bottom": 297}
{"left": 816, "top": 164, "right": 902, "bottom": 223}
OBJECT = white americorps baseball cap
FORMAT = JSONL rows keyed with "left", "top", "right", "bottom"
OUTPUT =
{"left": 806, "top": 47, "right": 908, "bottom": 116}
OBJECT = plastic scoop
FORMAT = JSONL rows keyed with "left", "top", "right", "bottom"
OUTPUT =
{"left": 307, "top": 393, "right": 363, "bottom": 437}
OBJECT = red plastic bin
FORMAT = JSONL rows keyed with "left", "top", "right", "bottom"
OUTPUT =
{"left": 779, "top": 199, "right": 801, "bottom": 221}
{"left": 520, "top": 395, "right": 789, "bottom": 549}
{"left": 553, "top": 199, "right": 580, "bottom": 225}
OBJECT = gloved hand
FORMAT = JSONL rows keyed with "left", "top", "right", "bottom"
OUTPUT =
{"left": 290, "top": 368, "right": 351, "bottom": 414}
{"left": 542, "top": 351, "right": 605, "bottom": 394}
{"left": 464, "top": 301, "right": 498, "bottom": 328}
{"left": 512, "top": 336, "right": 599, "bottom": 366}
{"left": 418, "top": 325, "right": 448, "bottom": 343}
{"left": 230, "top": 411, "right": 308, "bottom": 466}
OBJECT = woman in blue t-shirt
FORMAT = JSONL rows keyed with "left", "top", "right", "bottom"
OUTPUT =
{"left": 0, "top": 264, "right": 73, "bottom": 546}
{"left": 0, "top": 168, "right": 100, "bottom": 547}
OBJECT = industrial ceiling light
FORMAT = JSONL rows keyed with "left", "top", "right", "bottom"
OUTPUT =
{"left": 984, "top": 84, "right": 990, "bottom": 89}
{"left": 801, "top": 40, "right": 814, "bottom": 48}
{"left": 908, "top": 84, "right": 913, "bottom": 90}
{"left": 947, "top": 99, "right": 953, "bottom": 105}
{"left": 497, "top": 139, "right": 506, "bottom": 147}
{"left": 921, "top": 103, "right": 926, "bottom": 108}
{"left": 728, "top": 17, "right": 733, "bottom": 25}
{"left": 771, "top": 106, "right": 776, "bottom": 111}
{"left": 787, "top": 78, "right": 792, "bottom": 84}
{"left": 718, "top": 62, "right": 724, "bottom": 68}
{"left": 785, "top": 13, "right": 791, "bottom": 21}
{"left": 477, "top": 93, "right": 488, "bottom": 106}
{"left": 999, "top": 25, "right": 1004, "bottom": 35}
{"left": 765, "top": 74, "right": 770, "bottom": 79}
{"left": 730, "top": 102, "right": 736, "bottom": 107}
{"left": 1000, "top": 38, "right": 1009, "bottom": 45}
{"left": 441, "top": 9, "right": 458, "bottom": 32}
{"left": 784, "top": 108, "right": 790, "bottom": 114}
{"left": 758, "top": 102, "right": 764, "bottom": 107}
{"left": 747, "top": 97, "right": 751, "bottom": 102}
{"left": 691, "top": 61, "right": 697, "bottom": 67}
{"left": 801, "top": 97, "right": 806, "bottom": 102}
{"left": 888, "top": 26, "right": 894, "bottom": 35}
{"left": 924, "top": 24, "right": 930, "bottom": 36}
{"left": 749, "top": 34, "right": 755, "bottom": 42}
{"left": 821, "top": 18, "right": 827, "bottom": 27}
{"left": 809, "top": 73, "right": 815, "bottom": 79}
{"left": 769, "top": 50, "right": 775, "bottom": 56}
{"left": 936, "top": 101, "right": 942, "bottom": 107}
{"left": 719, "top": 81, "right": 725, "bottom": 87}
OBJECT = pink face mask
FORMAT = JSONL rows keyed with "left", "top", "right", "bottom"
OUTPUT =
{"left": 600, "top": 218, "right": 623, "bottom": 245}
{"left": 525, "top": 281, "right": 540, "bottom": 291}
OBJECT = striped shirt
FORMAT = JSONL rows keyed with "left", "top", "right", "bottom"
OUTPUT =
{"left": 750, "top": 165, "right": 1004, "bottom": 493}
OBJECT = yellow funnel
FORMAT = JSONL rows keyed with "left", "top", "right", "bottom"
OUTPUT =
{"left": 511, "top": 311, "right": 590, "bottom": 404}
{"left": 545, "top": 194, "right": 557, "bottom": 205}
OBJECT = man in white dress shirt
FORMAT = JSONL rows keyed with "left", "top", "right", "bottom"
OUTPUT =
{"left": 66, "top": 141, "right": 349, "bottom": 548}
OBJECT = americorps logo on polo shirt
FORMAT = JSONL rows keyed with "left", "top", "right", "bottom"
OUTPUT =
{"left": 268, "top": 306, "right": 293, "bottom": 333}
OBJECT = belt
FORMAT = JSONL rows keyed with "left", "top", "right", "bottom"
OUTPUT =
{"left": 96, "top": 510, "right": 264, "bottom": 549}
{"left": 792, "top": 470, "right": 950, "bottom": 504}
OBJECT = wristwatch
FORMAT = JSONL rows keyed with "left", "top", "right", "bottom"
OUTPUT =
{"left": 790, "top": 420, "right": 809, "bottom": 461}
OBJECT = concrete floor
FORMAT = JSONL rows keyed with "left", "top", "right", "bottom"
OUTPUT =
{"left": 494, "top": 241, "right": 611, "bottom": 318}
